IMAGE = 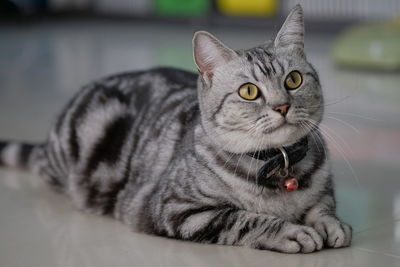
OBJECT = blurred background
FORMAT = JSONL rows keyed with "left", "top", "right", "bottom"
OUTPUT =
{"left": 1, "top": 0, "right": 400, "bottom": 266}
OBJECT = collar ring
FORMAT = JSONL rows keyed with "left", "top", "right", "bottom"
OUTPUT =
{"left": 278, "top": 147, "right": 290, "bottom": 177}
{"left": 278, "top": 147, "right": 290, "bottom": 170}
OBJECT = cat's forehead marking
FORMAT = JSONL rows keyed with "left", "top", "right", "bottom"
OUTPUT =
{"left": 249, "top": 46, "right": 273, "bottom": 63}
{"left": 240, "top": 47, "right": 286, "bottom": 82}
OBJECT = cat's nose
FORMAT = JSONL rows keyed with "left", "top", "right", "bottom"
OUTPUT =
{"left": 274, "top": 104, "right": 290, "bottom": 117}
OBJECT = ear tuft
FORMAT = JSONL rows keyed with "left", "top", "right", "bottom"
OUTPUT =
{"left": 274, "top": 4, "right": 304, "bottom": 49}
{"left": 193, "top": 31, "right": 236, "bottom": 82}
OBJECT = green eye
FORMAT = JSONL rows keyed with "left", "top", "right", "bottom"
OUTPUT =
{"left": 285, "top": 71, "right": 303, "bottom": 90}
{"left": 238, "top": 83, "right": 259, "bottom": 100}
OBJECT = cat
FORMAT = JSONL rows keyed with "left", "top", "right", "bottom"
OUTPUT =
{"left": 0, "top": 5, "right": 351, "bottom": 253}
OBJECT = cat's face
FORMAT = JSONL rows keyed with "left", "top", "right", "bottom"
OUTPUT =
{"left": 193, "top": 5, "right": 323, "bottom": 153}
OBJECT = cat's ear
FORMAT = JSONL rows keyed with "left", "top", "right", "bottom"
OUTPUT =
{"left": 193, "top": 31, "right": 236, "bottom": 85}
{"left": 274, "top": 4, "right": 304, "bottom": 50}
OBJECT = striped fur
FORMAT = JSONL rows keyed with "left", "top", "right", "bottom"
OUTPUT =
{"left": 0, "top": 5, "right": 351, "bottom": 253}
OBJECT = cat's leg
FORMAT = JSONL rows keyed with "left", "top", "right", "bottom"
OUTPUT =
{"left": 67, "top": 168, "right": 127, "bottom": 215}
{"left": 303, "top": 195, "right": 352, "bottom": 248}
{"left": 170, "top": 207, "right": 323, "bottom": 253}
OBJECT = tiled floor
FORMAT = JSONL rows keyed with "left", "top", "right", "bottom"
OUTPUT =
{"left": 1, "top": 20, "right": 400, "bottom": 266}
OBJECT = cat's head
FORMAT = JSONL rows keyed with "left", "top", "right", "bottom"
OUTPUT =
{"left": 193, "top": 5, "right": 323, "bottom": 153}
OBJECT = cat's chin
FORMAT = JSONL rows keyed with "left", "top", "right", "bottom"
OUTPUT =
{"left": 217, "top": 124, "right": 307, "bottom": 154}
{"left": 207, "top": 122, "right": 310, "bottom": 154}
{"left": 260, "top": 123, "right": 307, "bottom": 149}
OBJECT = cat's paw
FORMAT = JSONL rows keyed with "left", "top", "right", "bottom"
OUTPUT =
{"left": 271, "top": 225, "right": 323, "bottom": 253}
{"left": 312, "top": 217, "right": 352, "bottom": 248}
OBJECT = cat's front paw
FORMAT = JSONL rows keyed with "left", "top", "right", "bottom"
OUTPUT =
{"left": 312, "top": 217, "right": 352, "bottom": 248}
{"left": 258, "top": 224, "right": 323, "bottom": 253}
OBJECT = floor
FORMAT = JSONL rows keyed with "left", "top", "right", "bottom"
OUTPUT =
{"left": 0, "top": 19, "right": 400, "bottom": 267}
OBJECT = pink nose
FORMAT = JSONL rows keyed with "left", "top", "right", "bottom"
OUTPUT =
{"left": 274, "top": 104, "right": 290, "bottom": 116}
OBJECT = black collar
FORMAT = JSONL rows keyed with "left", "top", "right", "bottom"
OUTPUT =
{"left": 247, "top": 136, "right": 309, "bottom": 187}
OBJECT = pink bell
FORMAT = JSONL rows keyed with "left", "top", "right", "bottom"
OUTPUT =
{"left": 284, "top": 177, "right": 299, "bottom": 192}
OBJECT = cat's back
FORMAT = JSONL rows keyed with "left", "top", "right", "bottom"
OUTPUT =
{"left": 46, "top": 67, "right": 199, "bottom": 188}
{"left": 102, "top": 67, "right": 198, "bottom": 102}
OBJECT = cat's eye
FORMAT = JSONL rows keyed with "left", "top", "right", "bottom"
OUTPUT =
{"left": 284, "top": 71, "right": 303, "bottom": 90}
{"left": 238, "top": 83, "right": 259, "bottom": 100}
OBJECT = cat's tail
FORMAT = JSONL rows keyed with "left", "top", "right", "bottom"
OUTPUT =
{"left": 0, "top": 140, "right": 44, "bottom": 172}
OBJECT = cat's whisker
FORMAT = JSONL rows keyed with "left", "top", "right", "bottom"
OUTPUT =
{"left": 305, "top": 119, "right": 360, "bottom": 187}
{"left": 233, "top": 130, "right": 256, "bottom": 179}
{"left": 303, "top": 123, "right": 330, "bottom": 161}
{"left": 246, "top": 141, "right": 258, "bottom": 183}
{"left": 299, "top": 119, "right": 318, "bottom": 132}
{"left": 217, "top": 125, "right": 259, "bottom": 172}
{"left": 208, "top": 123, "right": 258, "bottom": 156}
{"left": 313, "top": 131, "right": 328, "bottom": 162}
{"left": 324, "top": 116, "right": 360, "bottom": 134}
{"left": 325, "top": 111, "right": 381, "bottom": 121}
{"left": 299, "top": 122, "right": 319, "bottom": 151}
{"left": 300, "top": 121, "right": 328, "bottom": 161}
{"left": 319, "top": 121, "right": 355, "bottom": 154}
{"left": 246, "top": 132, "right": 264, "bottom": 183}
{"left": 252, "top": 133, "right": 265, "bottom": 189}
{"left": 257, "top": 134, "right": 266, "bottom": 188}
{"left": 257, "top": 122, "right": 274, "bottom": 133}
{"left": 307, "top": 96, "right": 351, "bottom": 109}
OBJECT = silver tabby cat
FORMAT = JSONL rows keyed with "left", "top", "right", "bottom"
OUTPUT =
{"left": 0, "top": 5, "right": 351, "bottom": 253}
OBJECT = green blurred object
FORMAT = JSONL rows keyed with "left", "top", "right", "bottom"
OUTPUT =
{"left": 154, "top": 0, "right": 210, "bottom": 16}
{"left": 157, "top": 45, "right": 195, "bottom": 71}
{"left": 332, "top": 18, "right": 400, "bottom": 71}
